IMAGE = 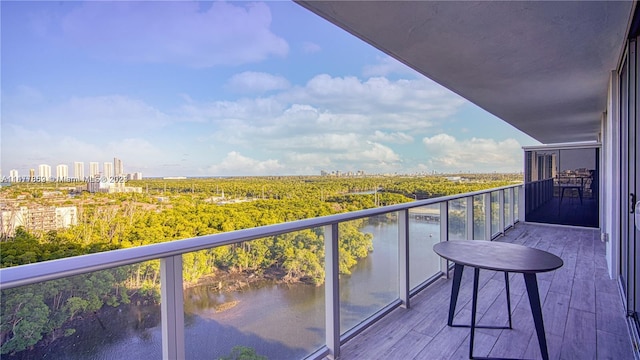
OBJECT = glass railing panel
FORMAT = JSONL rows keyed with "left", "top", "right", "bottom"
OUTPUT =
{"left": 490, "top": 191, "right": 500, "bottom": 237}
{"left": 0, "top": 262, "right": 162, "bottom": 359}
{"left": 473, "top": 195, "right": 486, "bottom": 240}
{"left": 448, "top": 199, "right": 467, "bottom": 240}
{"left": 408, "top": 204, "right": 441, "bottom": 289}
{"left": 184, "top": 231, "right": 325, "bottom": 360}
{"left": 340, "top": 214, "right": 398, "bottom": 334}
{"left": 504, "top": 189, "right": 511, "bottom": 227}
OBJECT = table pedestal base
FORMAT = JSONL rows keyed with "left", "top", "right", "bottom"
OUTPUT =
{"left": 447, "top": 264, "right": 549, "bottom": 360}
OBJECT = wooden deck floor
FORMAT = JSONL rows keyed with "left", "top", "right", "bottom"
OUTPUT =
{"left": 334, "top": 223, "right": 635, "bottom": 360}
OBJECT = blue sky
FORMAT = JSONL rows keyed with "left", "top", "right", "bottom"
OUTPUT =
{"left": 1, "top": 1, "right": 538, "bottom": 178}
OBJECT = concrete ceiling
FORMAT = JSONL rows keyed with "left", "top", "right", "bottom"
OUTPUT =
{"left": 296, "top": 1, "right": 634, "bottom": 144}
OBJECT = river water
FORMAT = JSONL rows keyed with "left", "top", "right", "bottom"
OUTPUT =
{"left": 30, "top": 214, "right": 442, "bottom": 360}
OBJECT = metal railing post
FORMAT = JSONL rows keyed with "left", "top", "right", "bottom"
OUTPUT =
{"left": 484, "top": 193, "right": 492, "bottom": 241}
{"left": 398, "top": 210, "right": 410, "bottom": 308}
{"left": 508, "top": 187, "right": 515, "bottom": 227}
{"left": 440, "top": 202, "right": 449, "bottom": 277}
{"left": 518, "top": 185, "right": 525, "bottom": 222}
{"left": 499, "top": 190, "right": 505, "bottom": 235}
{"left": 324, "top": 223, "right": 340, "bottom": 359}
{"left": 160, "top": 255, "right": 185, "bottom": 360}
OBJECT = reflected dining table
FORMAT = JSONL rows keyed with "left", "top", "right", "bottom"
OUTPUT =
{"left": 433, "top": 240, "right": 563, "bottom": 360}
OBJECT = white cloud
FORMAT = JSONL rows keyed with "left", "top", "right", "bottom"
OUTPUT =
{"left": 423, "top": 133, "right": 457, "bottom": 146}
{"left": 196, "top": 73, "right": 465, "bottom": 151}
{"left": 363, "top": 56, "right": 420, "bottom": 77}
{"left": 360, "top": 142, "right": 401, "bottom": 162}
{"left": 227, "top": 72, "right": 291, "bottom": 93}
{"left": 422, "top": 134, "right": 522, "bottom": 173}
{"left": 207, "top": 151, "right": 284, "bottom": 176}
{"left": 371, "top": 130, "right": 414, "bottom": 144}
{"left": 282, "top": 74, "right": 465, "bottom": 131}
{"left": 276, "top": 133, "right": 361, "bottom": 151}
{"left": 57, "top": 2, "right": 288, "bottom": 67}
{"left": 286, "top": 153, "right": 332, "bottom": 168}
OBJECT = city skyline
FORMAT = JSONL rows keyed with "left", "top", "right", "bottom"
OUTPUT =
{"left": 6, "top": 157, "right": 130, "bottom": 181}
{"left": 1, "top": 1, "right": 539, "bottom": 178}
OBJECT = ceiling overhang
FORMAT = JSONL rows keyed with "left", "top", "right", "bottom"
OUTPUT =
{"left": 296, "top": 1, "right": 634, "bottom": 144}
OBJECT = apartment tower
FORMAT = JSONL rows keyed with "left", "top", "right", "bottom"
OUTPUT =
{"left": 114, "top": 157, "right": 123, "bottom": 176}
{"left": 55, "top": 164, "right": 68, "bottom": 181}
{"left": 38, "top": 164, "right": 51, "bottom": 180}
{"left": 73, "top": 162, "right": 84, "bottom": 180}
{"left": 89, "top": 162, "right": 99, "bottom": 178}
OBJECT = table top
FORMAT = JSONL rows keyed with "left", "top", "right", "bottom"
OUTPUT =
{"left": 559, "top": 184, "right": 583, "bottom": 188}
{"left": 433, "top": 240, "right": 563, "bottom": 273}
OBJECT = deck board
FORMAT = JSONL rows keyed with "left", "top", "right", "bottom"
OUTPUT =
{"left": 334, "top": 223, "right": 635, "bottom": 360}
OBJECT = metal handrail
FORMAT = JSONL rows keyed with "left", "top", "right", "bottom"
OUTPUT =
{"left": 0, "top": 183, "right": 522, "bottom": 290}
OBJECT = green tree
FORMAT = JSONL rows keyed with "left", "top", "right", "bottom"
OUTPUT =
{"left": 219, "top": 346, "right": 267, "bottom": 360}
{"left": 0, "top": 289, "right": 50, "bottom": 354}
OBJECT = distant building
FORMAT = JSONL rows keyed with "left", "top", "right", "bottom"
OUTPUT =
{"left": 129, "top": 172, "right": 143, "bottom": 180}
{"left": 114, "top": 157, "right": 124, "bottom": 176}
{"left": 29, "top": 169, "right": 35, "bottom": 180}
{"left": 0, "top": 205, "right": 77, "bottom": 237}
{"left": 56, "top": 164, "right": 69, "bottom": 181}
{"left": 38, "top": 164, "right": 51, "bottom": 180}
{"left": 103, "top": 162, "right": 113, "bottom": 179}
{"left": 9, "top": 169, "right": 18, "bottom": 182}
{"left": 86, "top": 178, "right": 141, "bottom": 194}
{"left": 74, "top": 162, "right": 84, "bottom": 180}
{"left": 89, "top": 162, "right": 100, "bottom": 178}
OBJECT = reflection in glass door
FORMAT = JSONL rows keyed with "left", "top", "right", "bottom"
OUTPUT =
{"left": 619, "top": 37, "right": 640, "bottom": 329}
{"left": 523, "top": 146, "right": 599, "bottom": 227}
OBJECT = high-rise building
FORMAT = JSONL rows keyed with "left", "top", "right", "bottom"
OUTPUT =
{"left": 38, "top": 164, "right": 51, "bottom": 180}
{"left": 29, "top": 169, "right": 35, "bottom": 180}
{"left": 56, "top": 164, "right": 69, "bottom": 181}
{"left": 103, "top": 162, "right": 113, "bottom": 179}
{"left": 74, "top": 162, "right": 84, "bottom": 180}
{"left": 89, "top": 162, "right": 99, "bottom": 178}
{"left": 114, "top": 157, "right": 124, "bottom": 176}
{"left": 9, "top": 169, "right": 18, "bottom": 182}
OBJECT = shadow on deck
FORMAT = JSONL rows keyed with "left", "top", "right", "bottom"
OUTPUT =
{"left": 334, "top": 223, "right": 633, "bottom": 360}
{"left": 526, "top": 196, "right": 599, "bottom": 228}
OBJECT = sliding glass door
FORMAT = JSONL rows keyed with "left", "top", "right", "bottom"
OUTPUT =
{"left": 619, "top": 37, "right": 640, "bottom": 326}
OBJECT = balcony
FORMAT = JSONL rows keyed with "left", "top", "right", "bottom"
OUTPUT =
{"left": 0, "top": 184, "right": 633, "bottom": 359}
{"left": 332, "top": 223, "right": 632, "bottom": 360}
